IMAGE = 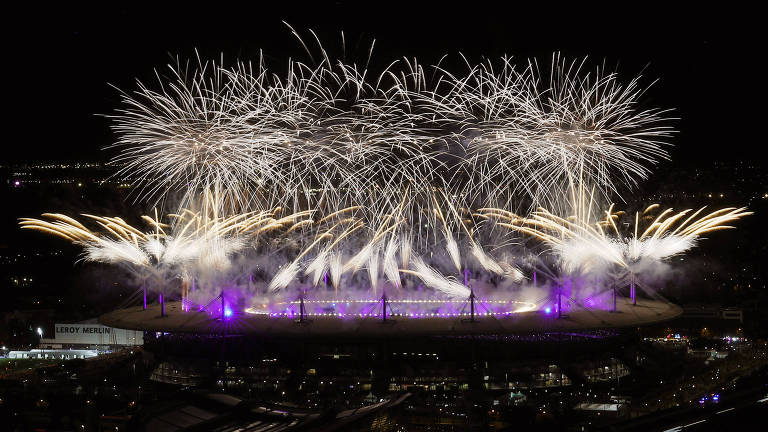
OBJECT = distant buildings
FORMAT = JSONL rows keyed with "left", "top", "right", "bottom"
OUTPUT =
{"left": 4, "top": 320, "right": 143, "bottom": 359}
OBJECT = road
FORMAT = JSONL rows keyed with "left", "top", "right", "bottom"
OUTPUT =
{"left": 602, "top": 384, "right": 767, "bottom": 432}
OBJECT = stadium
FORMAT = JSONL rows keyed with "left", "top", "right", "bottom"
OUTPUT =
{"left": 100, "top": 298, "right": 682, "bottom": 337}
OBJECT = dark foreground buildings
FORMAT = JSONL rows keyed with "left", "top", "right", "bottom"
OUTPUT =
{"left": 2, "top": 311, "right": 767, "bottom": 431}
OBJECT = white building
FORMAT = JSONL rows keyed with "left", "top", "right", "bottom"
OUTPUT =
{"left": 39, "top": 321, "right": 143, "bottom": 350}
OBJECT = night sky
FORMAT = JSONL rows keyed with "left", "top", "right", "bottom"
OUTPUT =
{"left": 3, "top": 4, "right": 763, "bottom": 166}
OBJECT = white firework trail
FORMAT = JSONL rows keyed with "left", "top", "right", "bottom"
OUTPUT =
{"left": 268, "top": 260, "right": 302, "bottom": 292}
{"left": 623, "top": 236, "right": 696, "bottom": 263}
{"left": 329, "top": 253, "right": 344, "bottom": 294}
{"left": 470, "top": 241, "right": 505, "bottom": 276}
{"left": 444, "top": 230, "right": 462, "bottom": 273}
{"left": 305, "top": 250, "right": 328, "bottom": 288}
{"left": 383, "top": 236, "right": 401, "bottom": 289}
{"left": 498, "top": 255, "right": 525, "bottom": 282}
{"left": 553, "top": 237, "right": 620, "bottom": 274}
{"left": 344, "top": 241, "right": 375, "bottom": 274}
{"left": 399, "top": 234, "right": 412, "bottom": 269}
{"left": 408, "top": 257, "right": 471, "bottom": 298}
{"left": 197, "top": 237, "right": 246, "bottom": 270}
{"left": 367, "top": 251, "right": 380, "bottom": 295}
{"left": 84, "top": 239, "right": 148, "bottom": 267}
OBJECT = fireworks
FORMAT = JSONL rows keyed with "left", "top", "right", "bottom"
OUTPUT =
{"left": 482, "top": 184, "right": 752, "bottom": 296}
{"left": 19, "top": 206, "right": 313, "bottom": 289}
{"left": 406, "top": 257, "right": 471, "bottom": 298}
{"left": 107, "top": 49, "right": 675, "bottom": 218}
{"left": 435, "top": 55, "right": 674, "bottom": 210}
{"left": 19, "top": 35, "right": 753, "bottom": 319}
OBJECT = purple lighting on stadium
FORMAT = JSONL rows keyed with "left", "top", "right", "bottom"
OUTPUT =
{"left": 244, "top": 297, "right": 537, "bottom": 319}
